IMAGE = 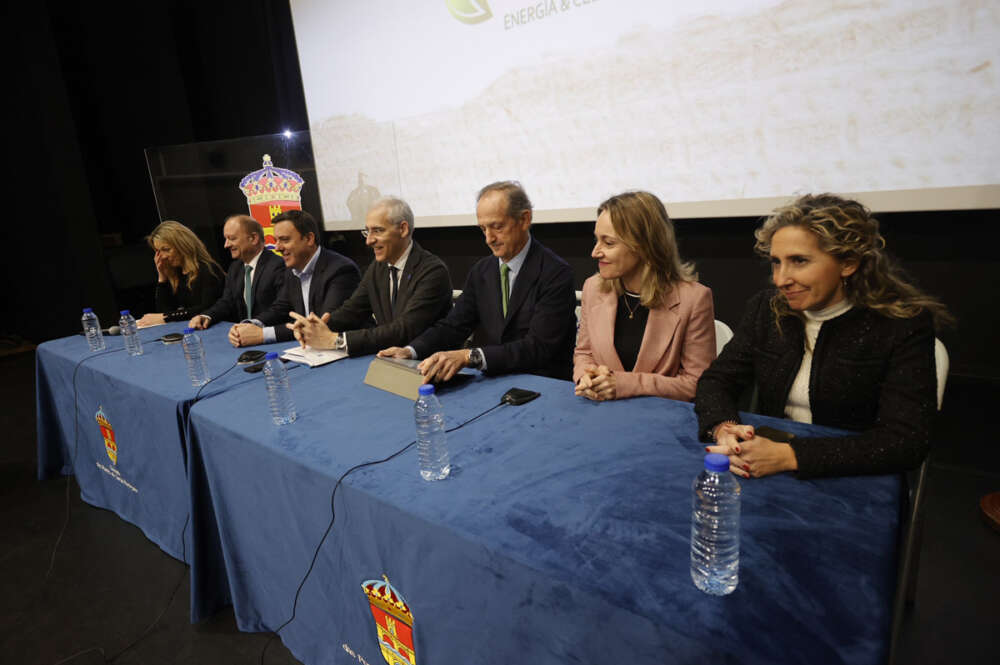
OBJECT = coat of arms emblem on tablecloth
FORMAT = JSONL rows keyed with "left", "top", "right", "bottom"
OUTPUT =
{"left": 361, "top": 575, "right": 416, "bottom": 665}
{"left": 95, "top": 405, "right": 117, "bottom": 465}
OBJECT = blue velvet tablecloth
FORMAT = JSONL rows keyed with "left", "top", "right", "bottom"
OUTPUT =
{"left": 35, "top": 323, "right": 279, "bottom": 562}
{"left": 186, "top": 355, "right": 900, "bottom": 665}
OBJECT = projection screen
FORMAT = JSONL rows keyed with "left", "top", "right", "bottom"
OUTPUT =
{"left": 290, "top": 0, "right": 1000, "bottom": 229}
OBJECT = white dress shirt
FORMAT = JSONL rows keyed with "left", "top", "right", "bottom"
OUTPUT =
{"left": 262, "top": 246, "right": 321, "bottom": 343}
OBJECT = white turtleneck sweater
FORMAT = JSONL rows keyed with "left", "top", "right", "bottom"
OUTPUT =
{"left": 784, "top": 298, "right": 854, "bottom": 424}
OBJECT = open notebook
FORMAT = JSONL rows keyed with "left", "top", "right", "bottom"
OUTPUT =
{"left": 280, "top": 344, "right": 348, "bottom": 368}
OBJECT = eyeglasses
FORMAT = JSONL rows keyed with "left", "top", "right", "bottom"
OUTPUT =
{"left": 361, "top": 226, "right": 388, "bottom": 238}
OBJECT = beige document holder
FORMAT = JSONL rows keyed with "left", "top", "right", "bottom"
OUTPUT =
{"left": 363, "top": 356, "right": 425, "bottom": 401}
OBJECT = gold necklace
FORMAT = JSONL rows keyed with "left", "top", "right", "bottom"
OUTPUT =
{"left": 622, "top": 291, "right": 641, "bottom": 319}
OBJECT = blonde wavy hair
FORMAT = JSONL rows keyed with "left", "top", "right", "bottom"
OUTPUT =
{"left": 754, "top": 193, "right": 952, "bottom": 328}
{"left": 596, "top": 191, "right": 697, "bottom": 308}
{"left": 146, "top": 221, "right": 223, "bottom": 293}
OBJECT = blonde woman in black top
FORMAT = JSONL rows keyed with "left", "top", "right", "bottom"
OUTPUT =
{"left": 138, "top": 221, "right": 224, "bottom": 327}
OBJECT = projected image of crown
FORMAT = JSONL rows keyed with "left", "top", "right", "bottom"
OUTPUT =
{"left": 362, "top": 576, "right": 413, "bottom": 624}
{"left": 239, "top": 154, "right": 305, "bottom": 205}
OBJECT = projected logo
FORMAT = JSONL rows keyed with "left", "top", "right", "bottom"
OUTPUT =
{"left": 446, "top": 0, "right": 492, "bottom": 24}
{"left": 95, "top": 406, "right": 117, "bottom": 465}
{"left": 362, "top": 576, "right": 416, "bottom": 665}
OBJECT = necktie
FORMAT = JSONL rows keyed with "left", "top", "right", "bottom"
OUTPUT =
{"left": 500, "top": 263, "right": 510, "bottom": 317}
{"left": 244, "top": 264, "right": 253, "bottom": 318}
{"left": 389, "top": 266, "right": 400, "bottom": 312}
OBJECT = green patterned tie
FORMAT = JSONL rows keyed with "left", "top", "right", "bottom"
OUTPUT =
{"left": 500, "top": 263, "right": 510, "bottom": 317}
{"left": 244, "top": 264, "right": 253, "bottom": 318}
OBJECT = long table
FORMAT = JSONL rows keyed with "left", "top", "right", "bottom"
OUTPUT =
{"left": 35, "top": 322, "right": 273, "bottom": 561}
{"left": 183, "top": 340, "right": 901, "bottom": 665}
{"left": 37, "top": 325, "right": 900, "bottom": 664}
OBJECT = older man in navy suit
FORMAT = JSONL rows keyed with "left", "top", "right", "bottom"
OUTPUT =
{"left": 379, "top": 181, "right": 576, "bottom": 381}
{"left": 188, "top": 214, "right": 285, "bottom": 331}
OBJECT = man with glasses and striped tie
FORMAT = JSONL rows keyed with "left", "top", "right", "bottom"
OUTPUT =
{"left": 288, "top": 197, "right": 453, "bottom": 356}
{"left": 378, "top": 181, "right": 577, "bottom": 383}
{"left": 188, "top": 214, "right": 286, "bottom": 332}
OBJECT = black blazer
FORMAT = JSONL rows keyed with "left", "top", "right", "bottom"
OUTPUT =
{"left": 256, "top": 248, "right": 361, "bottom": 343}
{"left": 200, "top": 249, "right": 286, "bottom": 324}
{"left": 328, "top": 241, "right": 453, "bottom": 357}
{"left": 411, "top": 237, "right": 577, "bottom": 380}
{"left": 156, "top": 261, "right": 225, "bottom": 322}
{"left": 694, "top": 289, "right": 937, "bottom": 478}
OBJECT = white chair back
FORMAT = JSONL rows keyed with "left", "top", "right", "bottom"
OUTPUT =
{"left": 934, "top": 338, "right": 949, "bottom": 411}
{"left": 714, "top": 320, "right": 734, "bottom": 357}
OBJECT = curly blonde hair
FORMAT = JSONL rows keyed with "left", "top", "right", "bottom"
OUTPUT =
{"left": 754, "top": 193, "right": 952, "bottom": 328}
{"left": 146, "top": 221, "right": 223, "bottom": 293}
{"left": 595, "top": 191, "right": 697, "bottom": 308}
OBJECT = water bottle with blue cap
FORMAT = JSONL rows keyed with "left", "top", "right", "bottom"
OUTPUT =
{"left": 690, "top": 452, "right": 741, "bottom": 595}
{"left": 415, "top": 384, "right": 449, "bottom": 481}
{"left": 181, "top": 327, "right": 210, "bottom": 387}
{"left": 119, "top": 310, "right": 143, "bottom": 356}
{"left": 263, "top": 351, "right": 296, "bottom": 425}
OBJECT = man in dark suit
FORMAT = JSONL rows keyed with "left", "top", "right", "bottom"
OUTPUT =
{"left": 287, "top": 197, "right": 453, "bottom": 356}
{"left": 188, "top": 214, "right": 285, "bottom": 330}
{"left": 228, "top": 210, "right": 360, "bottom": 347}
{"left": 378, "top": 181, "right": 577, "bottom": 381}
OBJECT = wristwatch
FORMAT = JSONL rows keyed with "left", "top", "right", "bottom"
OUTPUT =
{"left": 468, "top": 347, "right": 484, "bottom": 369}
{"left": 333, "top": 333, "right": 347, "bottom": 351}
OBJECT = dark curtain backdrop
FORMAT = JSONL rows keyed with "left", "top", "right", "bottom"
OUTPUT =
{"left": 6, "top": 1, "right": 999, "bottom": 380}
{"left": 6, "top": 0, "right": 308, "bottom": 344}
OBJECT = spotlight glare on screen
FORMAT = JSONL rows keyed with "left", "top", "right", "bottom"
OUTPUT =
{"left": 283, "top": 129, "right": 292, "bottom": 138}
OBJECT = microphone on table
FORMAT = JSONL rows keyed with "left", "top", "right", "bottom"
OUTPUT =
{"left": 102, "top": 326, "right": 121, "bottom": 336}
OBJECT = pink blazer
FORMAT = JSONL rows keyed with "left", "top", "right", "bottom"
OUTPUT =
{"left": 573, "top": 275, "right": 716, "bottom": 401}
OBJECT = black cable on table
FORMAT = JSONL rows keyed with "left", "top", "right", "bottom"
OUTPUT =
{"left": 259, "top": 400, "right": 507, "bottom": 664}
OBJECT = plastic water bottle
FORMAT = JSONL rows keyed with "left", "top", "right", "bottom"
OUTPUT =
{"left": 81, "top": 308, "right": 105, "bottom": 351}
{"left": 262, "top": 352, "right": 296, "bottom": 425}
{"left": 690, "top": 452, "right": 741, "bottom": 595}
{"left": 181, "top": 327, "right": 210, "bottom": 387}
{"left": 119, "top": 310, "right": 143, "bottom": 356}
{"left": 415, "top": 384, "right": 450, "bottom": 481}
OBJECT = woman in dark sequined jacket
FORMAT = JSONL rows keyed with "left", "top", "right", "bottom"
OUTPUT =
{"left": 695, "top": 194, "right": 952, "bottom": 479}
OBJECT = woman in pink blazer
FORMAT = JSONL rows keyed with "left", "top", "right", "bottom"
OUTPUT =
{"left": 574, "top": 191, "right": 716, "bottom": 402}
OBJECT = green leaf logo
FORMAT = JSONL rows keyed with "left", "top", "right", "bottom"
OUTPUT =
{"left": 446, "top": 0, "right": 493, "bottom": 25}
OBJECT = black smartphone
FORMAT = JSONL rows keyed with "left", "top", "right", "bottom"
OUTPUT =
{"left": 756, "top": 425, "right": 795, "bottom": 442}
